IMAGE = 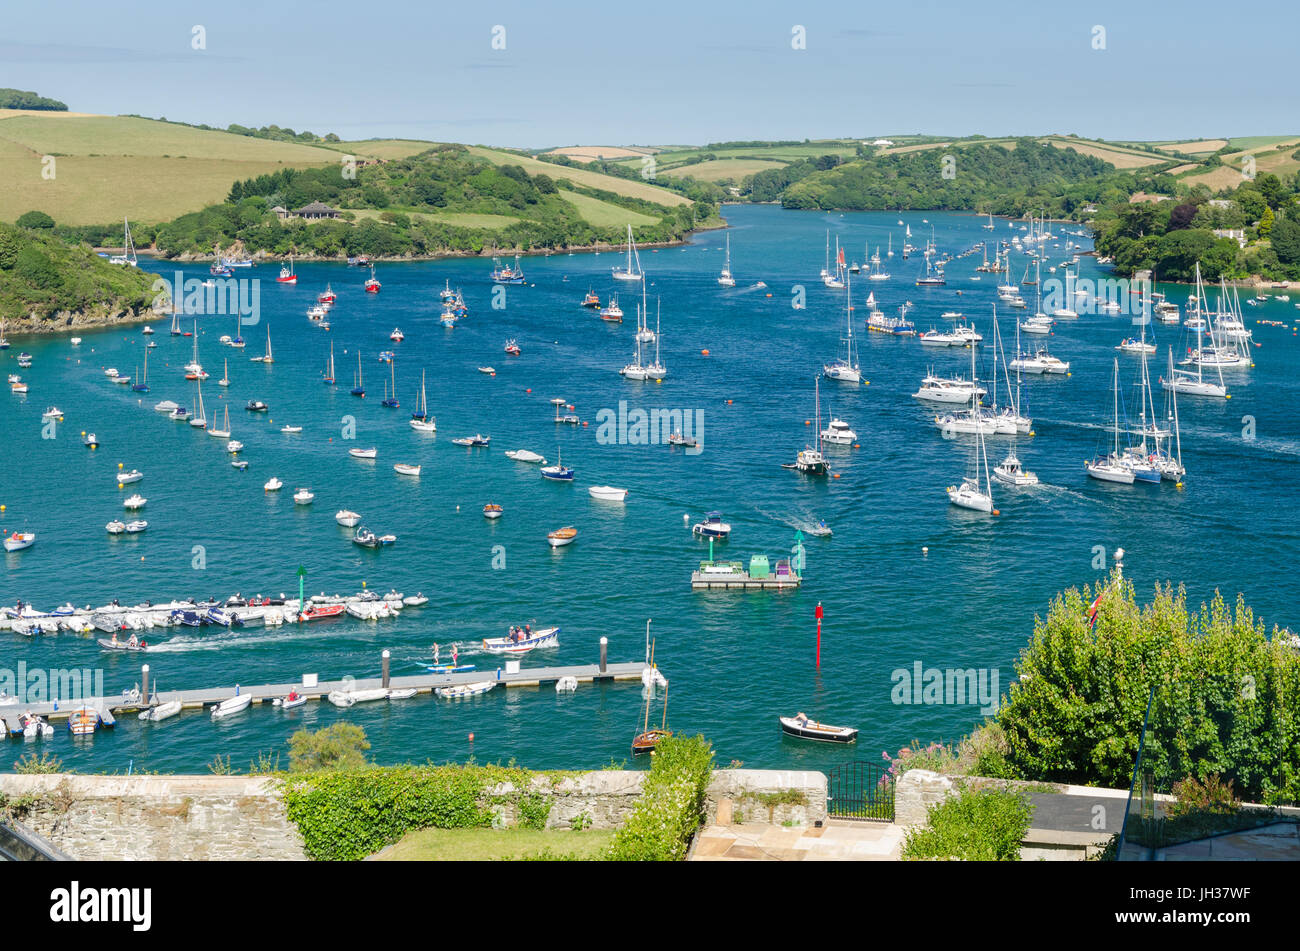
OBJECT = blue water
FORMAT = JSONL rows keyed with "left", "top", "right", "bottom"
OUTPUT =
{"left": 2, "top": 204, "right": 1297, "bottom": 774}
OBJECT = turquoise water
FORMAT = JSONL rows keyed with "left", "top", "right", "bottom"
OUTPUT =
{"left": 2, "top": 204, "right": 1297, "bottom": 774}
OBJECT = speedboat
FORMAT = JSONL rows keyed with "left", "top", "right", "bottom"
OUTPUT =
{"left": 993, "top": 453, "right": 1039, "bottom": 486}
{"left": 482, "top": 625, "right": 560, "bottom": 653}
{"left": 294, "top": 489, "right": 315, "bottom": 504}
{"left": 483, "top": 503, "right": 503, "bottom": 519}
{"left": 116, "top": 469, "right": 144, "bottom": 485}
{"left": 335, "top": 510, "right": 361, "bottom": 527}
{"left": 5, "top": 532, "right": 38, "bottom": 552}
{"left": 692, "top": 512, "right": 731, "bottom": 539}
{"left": 42, "top": 406, "right": 63, "bottom": 419}
{"left": 245, "top": 400, "right": 269, "bottom": 412}
{"left": 83, "top": 433, "right": 100, "bottom": 448}
{"left": 210, "top": 694, "right": 252, "bottom": 719}
{"left": 588, "top": 485, "right": 628, "bottom": 502}
{"left": 504, "top": 339, "right": 521, "bottom": 355}
{"left": 124, "top": 494, "right": 147, "bottom": 509}
{"left": 390, "top": 328, "right": 404, "bottom": 342}
{"left": 546, "top": 526, "right": 578, "bottom": 548}
{"left": 106, "top": 520, "right": 127, "bottom": 535}
{"left": 451, "top": 434, "right": 490, "bottom": 447}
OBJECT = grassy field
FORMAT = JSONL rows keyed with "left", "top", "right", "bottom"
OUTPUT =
{"left": 346, "top": 207, "right": 524, "bottom": 229}
{"left": 557, "top": 189, "right": 659, "bottom": 227}
{"left": 1179, "top": 137, "right": 1300, "bottom": 189}
{"left": 613, "top": 140, "right": 860, "bottom": 169}
{"left": 1227, "top": 135, "right": 1300, "bottom": 151}
{"left": 0, "top": 154, "right": 327, "bottom": 224}
{"left": 0, "top": 113, "right": 349, "bottom": 224}
{"left": 468, "top": 146, "right": 689, "bottom": 206}
{"left": 655, "top": 157, "right": 789, "bottom": 182}
{"left": 325, "top": 139, "right": 441, "bottom": 160}
{"left": 1044, "top": 138, "right": 1167, "bottom": 168}
{"left": 545, "top": 145, "right": 653, "bottom": 160}
{"left": 373, "top": 827, "right": 615, "bottom": 860}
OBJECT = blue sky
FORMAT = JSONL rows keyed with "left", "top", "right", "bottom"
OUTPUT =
{"left": 3, "top": 0, "right": 1295, "bottom": 146}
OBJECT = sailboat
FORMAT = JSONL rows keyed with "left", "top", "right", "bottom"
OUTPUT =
{"left": 381, "top": 360, "right": 399, "bottom": 408}
{"left": 410, "top": 370, "right": 436, "bottom": 431}
{"left": 1085, "top": 359, "right": 1136, "bottom": 484}
{"left": 785, "top": 378, "right": 829, "bottom": 475}
{"left": 351, "top": 352, "right": 365, "bottom": 397}
{"left": 990, "top": 308, "right": 1031, "bottom": 434}
{"left": 946, "top": 388, "right": 996, "bottom": 512}
{"left": 866, "top": 246, "right": 890, "bottom": 281}
{"left": 620, "top": 284, "right": 651, "bottom": 380}
{"left": 250, "top": 326, "right": 273, "bottom": 363}
{"left": 823, "top": 272, "right": 861, "bottom": 383}
{"left": 612, "top": 224, "right": 643, "bottom": 281}
{"left": 820, "top": 233, "right": 846, "bottom": 288}
{"left": 718, "top": 233, "right": 736, "bottom": 287}
{"left": 323, "top": 341, "right": 335, "bottom": 385}
{"left": 1051, "top": 268, "right": 1079, "bottom": 319}
{"left": 189, "top": 380, "right": 208, "bottom": 429}
{"left": 109, "top": 218, "right": 138, "bottom": 267}
{"left": 208, "top": 404, "right": 231, "bottom": 439}
{"left": 1162, "top": 322, "right": 1227, "bottom": 399}
{"left": 645, "top": 297, "right": 667, "bottom": 381}
{"left": 132, "top": 347, "right": 150, "bottom": 393}
{"left": 1120, "top": 350, "right": 1164, "bottom": 483}
{"left": 632, "top": 639, "right": 671, "bottom": 755}
{"left": 184, "top": 321, "right": 207, "bottom": 379}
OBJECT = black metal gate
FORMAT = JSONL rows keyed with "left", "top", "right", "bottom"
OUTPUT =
{"left": 827, "top": 762, "right": 895, "bottom": 821}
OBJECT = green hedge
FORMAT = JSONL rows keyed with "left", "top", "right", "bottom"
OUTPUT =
{"left": 902, "top": 788, "right": 1033, "bottom": 861}
{"left": 607, "top": 735, "right": 715, "bottom": 861}
{"left": 279, "top": 764, "right": 566, "bottom": 861}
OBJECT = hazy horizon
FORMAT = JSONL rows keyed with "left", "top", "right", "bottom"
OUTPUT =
{"left": 3, "top": 0, "right": 1297, "bottom": 147}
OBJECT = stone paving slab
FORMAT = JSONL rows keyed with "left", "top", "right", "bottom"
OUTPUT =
{"left": 691, "top": 820, "right": 903, "bottom": 861}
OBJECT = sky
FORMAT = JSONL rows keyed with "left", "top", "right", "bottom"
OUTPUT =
{"left": 2, "top": 0, "right": 1296, "bottom": 147}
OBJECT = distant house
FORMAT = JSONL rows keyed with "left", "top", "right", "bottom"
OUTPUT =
{"left": 1207, "top": 199, "right": 1234, "bottom": 210}
{"left": 871, "top": 138, "right": 894, "bottom": 147}
{"left": 293, "top": 201, "right": 340, "bottom": 220}
{"left": 1213, "top": 228, "right": 1247, "bottom": 248}
{"left": 270, "top": 205, "right": 290, "bottom": 221}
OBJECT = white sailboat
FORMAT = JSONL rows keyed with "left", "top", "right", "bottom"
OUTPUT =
{"left": 218, "top": 357, "right": 230, "bottom": 387}
{"left": 1051, "top": 268, "right": 1079, "bottom": 319}
{"left": 1162, "top": 271, "right": 1227, "bottom": 400}
{"left": 947, "top": 396, "right": 996, "bottom": 513}
{"left": 208, "top": 404, "right": 231, "bottom": 439}
{"left": 612, "top": 224, "right": 643, "bottom": 281}
{"left": 410, "top": 370, "right": 437, "bottom": 431}
{"left": 645, "top": 297, "right": 667, "bottom": 381}
{"left": 1085, "top": 359, "right": 1136, "bottom": 484}
{"left": 109, "top": 218, "right": 138, "bottom": 267}
{"left": 718, "top": 233, "right": 736, "bottom": 287}
{"left": 324, "top": 341, "right": 336, "bottom": 384}
{"left": 823, "top": 272, "right": 861, "bottom": 383}
{"left": 251, "top": 326, "right": 273, "bottom": 363}
{"left": 189, "top": 381, "right": 207, "bottom": 429}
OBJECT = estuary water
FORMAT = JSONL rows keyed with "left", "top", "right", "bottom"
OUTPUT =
{"left": 2, "top": 203, "right": 1297, "bottom": 774}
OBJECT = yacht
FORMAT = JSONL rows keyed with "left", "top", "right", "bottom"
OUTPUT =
{"left": 718, "top": 233, "right": 736, "bottom": 287}
{"left": 820, "top": 416, "right": 857, "bottom": 445}
{"left": 823, "top": 273, "right": 862, "bottom": 383}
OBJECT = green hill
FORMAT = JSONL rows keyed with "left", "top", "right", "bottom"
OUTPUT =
{"left": 0, "top": 221, "right": 159, "bottom": 331}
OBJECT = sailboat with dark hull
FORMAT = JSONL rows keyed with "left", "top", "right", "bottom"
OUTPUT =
{"left": 632, "top": 640, "right": 671, "bottom": 756}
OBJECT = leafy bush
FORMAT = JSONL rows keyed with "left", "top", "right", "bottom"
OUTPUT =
{"left": 288, "top": 723, "right": 370, "bottom": 773}
{"left": 607, "top": 734, "right": 715, "bottom": 861}
{"left": 13, "top": 751, "right": 62, "bottom": 774}
{"left": 902, "top": 788, "right": 1033, "bottom": 861}
{"left": 1168, "top": 774, "right": 1239, "bottom": 818}
{"left": 16, "top": 210, "right": 55, "bottom": 229}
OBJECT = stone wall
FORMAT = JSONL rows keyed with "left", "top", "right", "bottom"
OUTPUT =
{"left": 483, "top": 770, "right": 645, "bottom": 830}
{"left": 706, "top": 769, "right": 827, "bottom": 826}
{"left": 0, "top": 774, "right": 307, "bottom": 861}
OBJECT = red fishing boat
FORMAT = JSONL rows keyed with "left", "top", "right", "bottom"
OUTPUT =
{"left": 364, "top": 266, "right": 381, "bottom": 293}
{"left": 276, "top": 256, "right": 297, "bottom": 284}
{"left": 318, "top": 285, "right": 336, "bottom": 304}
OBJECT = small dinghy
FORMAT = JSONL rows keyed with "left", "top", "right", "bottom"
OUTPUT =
{"left": 106, "top": 520, "right": 127, "bottom": 535}
{"left": 483, "top": 503, "right": 503, "bottom": 519}
{"left": 281, "top": 425, "right": 303, "bottom": 434}
{"left": 232, "top": 460, "right": 249, "bottom": 470}
{"left": 393, "top": 463, "right": 421, "bottom": 476}
{"left": 335, "top": 509, "right": 361, "bottom": 527}
{"left": 555, "top": 676, "right": 578, "bottom": 693}
{"left": 435, "top": 681, "right": 496, "bottom": 699}
{"left": 348, "top": 447, "right": 378, "bottom": 459}
{"left": 546, "top": 526, "right": 577, "bottom": 548}
{"left": 403, "top": 593, "right": 428, "bottom": 607}
{"left": 588, "top": 485, "right": 628, "bottom": 502}
{"left": 477, "top": 366, "right": 496, "bottom": 374}
{"left": 4, "top": 531, "right": 36, "bottom": 552}
{"left": 327, "top": 690, "right": 355, "bottom": 708}
{"left": 387, "top": 687, "right": 417, "bottom": 700}
{"left": 264, "top": 477, "right": 283, "bottom": 491}
{"left": 139, "top": 700, "right": 182, "bottom": 722}
{"left": 274, "top": 690, "right": 307, "bottom": 710}
{"left": 98, "top": 636, "right": 147, "bottom": 651}
{"left": 211, "top": 694, "right": 253, "bottom": 719}
{"left": 779, "top": 713, "right": 858, "bottom": 743}
{"left": 504, "top": 449, "right": 546, "bottom": 464}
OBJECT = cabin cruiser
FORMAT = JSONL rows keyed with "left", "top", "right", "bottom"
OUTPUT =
{"left": 819, "top": 417, "right": 857, "bottom": 445}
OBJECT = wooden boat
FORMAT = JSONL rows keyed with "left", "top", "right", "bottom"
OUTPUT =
{"left": 393, "top": 463, "right": 421, "bottom": 476}
{"left": 435, "top": 680, "right": 496, "bottom": 699}
{"left": 482, "top": 625, "right": 559, "bottom": 653}
{"left": 779, "top": 714, "right": 858, "bottom": 743}
{"left": 211, "top": 694, "right": 252, "bottom": 719}
{"left": 68, "top": 707, "right": 100, "bottom": 736}
{"left": 632, "top": 728, "right": 671, "bottom": 756}
{"left": 546, "top": 526, "right": 577, "bottom": 548}
{"left": 139, "top": 700, "right": 182, "bottom": 722}
{"left": 633, "top": 641, "right": 671, "bottom": 755}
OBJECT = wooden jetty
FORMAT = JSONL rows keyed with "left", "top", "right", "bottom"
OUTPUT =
{"left": 7, "top": 655, "right": 649, "bottom": 723}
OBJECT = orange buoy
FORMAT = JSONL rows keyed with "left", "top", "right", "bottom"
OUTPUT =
{"left": 701, "top": 349, "right": 710, "bottom": 356}
{"left": 726, "top": 399, "right": 733, "bottom": 405}
{"left": 804, "top": 419, "right": 810, "bottom": 425}
{"left": 833, "top": 473, "right": 841, "bottom": 479}
{"left": 526, "top": 388, "right": 531, "bottom": 393}
{"left": 468, "top": 732, "right": 475, "bottom": 742}
{"left": 582, "top": 420, "right": 588, "bottom": 427}
{"left": 992, "top": 509, "right": 1001, "bottom": 516}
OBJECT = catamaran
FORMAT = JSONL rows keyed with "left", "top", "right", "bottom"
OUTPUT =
{"left": 823, "top": 272, "right": 861, "bottom": 383}
{"left": 109, "top": 218, "right": 138, "bottom": 267}
{"left": 718, "top": 233, "right": 736, "bottom": 287}
{"left": 612, "top": 225, "right": 643, "bottom": 281}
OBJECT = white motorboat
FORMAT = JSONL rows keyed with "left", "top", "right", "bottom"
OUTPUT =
{"left": 348, "top": 447, "right": 378, "bottom": 459}
{"left": 394, "top": 463, "right": 421, "bottom": 476}
{"left": 504, "top": 449, "right": 546, "bottom": 464}
{"left": 819, "top": 417, "right": 857, "bottom": 445}
{"left": 227, "top": 440, "right": 244, "bottom": 453}
{"left": 588, "top": 485, "right": 628, "bottom": 502}
{"left": 153, "top": 400, "right": 179, "bottom": 414}
{"left": 335, "top": 510, "right": 361, "bottom": 527}
{"left": 1009, "top": 349, "right": 1069, "bottom": 374}
{"left": 692, "top": 512, "right": 731, "bottom": 538}
{"left": 106, "top": 520, "right": 127, "bottom": 534}
{"left": 264, "top": 477, "right": 283, "bottom": 491}
{"left": 125, "top": 520, "right": 148, "bottom": 533}
{"left": 42, "top": 406, "right": 63, "bottom": 419}
{"left": 435, "top": 681, "right": 496, "bottom": 699}
{"left": 123, "top": 494, "right": 147, "bottom": 510}
{"left": 294, "top": 489, "right": 315, "bottom": 504}
{"left": 993, "top": 452, "right": 1039, "bottom": 486}
{"left": 281, "top": 425, "right": 303, "bottom": 434}
{"left": 116, "top": 469, "right": 144, "bottom": 485}
{"left": 139, "top": 700, "right": 182, "bottom": 722}
{"left": 1020, "top": 315, "right": 1054, "bottom": 335}
{"left": 210, "top": 694, "right": 252, "bottom": 719}
{"left": 913, "top": 374, "right": 986, "bottom": 403}
{"left": 482, "top": 625, "right": 560, "bottom": 653}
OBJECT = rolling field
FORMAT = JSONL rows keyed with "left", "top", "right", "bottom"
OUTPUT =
{"left": 557, "top": 189, "right": 660, "bottom": 227}
{"left": 346, "top": 207, "right": 523, "bottom": 229}
{"left": 467, "top": 146, "right": 689, "bottom": 206}
{"left": 544, "top": 145, "right": 654, "bottom": 160}
{"left": 1044, "top": 138, "right": 1168, "bottom": 168}
{"left": 655, "top": 157, "right": 789, "bottom": 181}
{"left": 1180, "top": 137, "right": 1300, "bottom": 189}
{"left": 325, "top": 139, "right": 441, "bottom": 160}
